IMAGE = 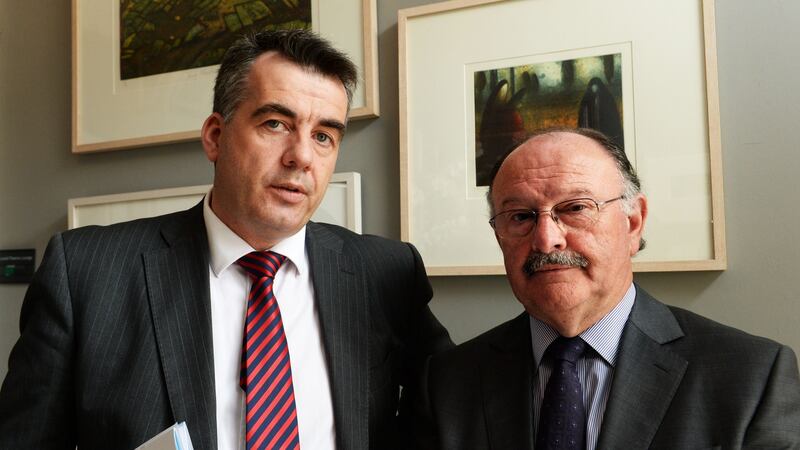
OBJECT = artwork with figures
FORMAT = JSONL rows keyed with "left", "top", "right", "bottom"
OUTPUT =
{"left": 473, "top": 52, "right": 624, "bottom": 186}
{"left": 120, "top": 0, "right": 311, "bottom": 80}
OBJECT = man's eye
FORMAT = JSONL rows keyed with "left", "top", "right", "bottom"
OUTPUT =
{"left": 558, "top": 201, "right": 592, "bottom": 214}
{"left": 509, "top": 211, "right": 534, "bottom": 223}
{"left": 314, "top": 132, "right": 335, "bottom": 146}
{"left": 264, "top": 119, "right": 282, "bottom": 129}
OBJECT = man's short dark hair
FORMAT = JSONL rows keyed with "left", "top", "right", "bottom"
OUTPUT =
{"left": 487, "top": 126, "right": 646, "bottom": 250}
{"left": 213, "top": 29, "right": 358, "bottom": 122}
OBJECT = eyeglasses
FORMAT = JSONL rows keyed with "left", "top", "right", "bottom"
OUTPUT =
{"left": 489, "top": 196, "right": 624, "bottom": 238}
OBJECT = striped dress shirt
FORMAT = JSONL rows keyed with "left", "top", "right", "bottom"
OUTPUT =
{"left": 529, "top": 284, "right": 636, "bottom": 450}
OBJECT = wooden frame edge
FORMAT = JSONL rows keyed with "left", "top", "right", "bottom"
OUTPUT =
{"left": 71, "top": 0, "right": 79, "bottom": 153}
{"left": 398, "top": 7, "right": 411, "bottom": 242}
{"left": 427, "top": 265, "right": 506, "bottom": 276}
{"left": 423, "top": 258, "right": 726, "bottom": 277}
{"left": 349, "top": 0, "right": 380, "bottom": 119}
{"left": 73, "top": 130, "right": 200, "bottom": 154}
{"left": 400, "top": 0, "right": 505, "bottom": 18}
{"left": 702, "top": 0, "right": 728, "bottom": 269}
{"left": 634, "top": 258, "right": 726, "bottom": 272}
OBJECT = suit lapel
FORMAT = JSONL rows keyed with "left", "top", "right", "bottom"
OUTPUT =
{"left": 596, "top": 287, "right": 687, "bottom": 449}
{"left": 306, "top": 223, "right": 369, "bottom": 450}
{"left": 143, "top": 204, "right": 217, "bottom": 449}
{"left": 482, "top": 313, "right": 535, "bottom": 450}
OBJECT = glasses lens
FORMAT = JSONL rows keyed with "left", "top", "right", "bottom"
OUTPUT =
{"left": 497, "top": 210, "right": 536, "bottom": 237}
{"left": 553, "top": 198, "right": 598, "bottom": 229}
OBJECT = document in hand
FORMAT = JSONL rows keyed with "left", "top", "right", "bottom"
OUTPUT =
{"left": 135, "top": 421, "right": 194, "bottom": 450}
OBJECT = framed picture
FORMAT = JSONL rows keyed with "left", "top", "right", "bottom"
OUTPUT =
{"left": 68, "top": 172, "right": 362, "bottom": 233}
{"left": 399, "top": 0, "right": 725, "bottom": 275}
{"left": 71, "top": 0, "right": 379, "bottom": 153}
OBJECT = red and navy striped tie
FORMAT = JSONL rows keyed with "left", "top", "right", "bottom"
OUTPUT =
{"left": 237, "top": 251, "right": 300, "bottom": 449}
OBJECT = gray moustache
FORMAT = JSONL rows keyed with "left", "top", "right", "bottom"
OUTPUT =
{"left": 523, "top": 251, "right": 589, "bottom": 276}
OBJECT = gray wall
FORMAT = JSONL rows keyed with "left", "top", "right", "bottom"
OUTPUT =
{"left": 1, "top": 0, "right": 799, "bottom": 385}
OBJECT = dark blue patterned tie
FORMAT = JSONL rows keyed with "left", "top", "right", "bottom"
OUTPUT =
{"left": 536, "top": 336, "right": 586, "bottom": 450}
{"left": 237, "top": 251, "right": 300, "bottom": 450}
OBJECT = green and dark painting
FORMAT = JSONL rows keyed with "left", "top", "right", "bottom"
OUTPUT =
{"left": 474, "top": 53, "right": 624, "bottom": 186}
{"left": 120, "top": 0, "right": 311, "bottom": 80}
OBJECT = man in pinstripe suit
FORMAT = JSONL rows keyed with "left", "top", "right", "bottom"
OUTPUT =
{"left": 0, "top": 30, "right": 451, "bottom": 449}
{"left": 402, "top": 128, "right": 800, "bottom": 448}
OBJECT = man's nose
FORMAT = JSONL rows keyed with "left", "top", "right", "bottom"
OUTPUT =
{"left": 529, "top": 212, "right": 567, "bottom": 253}
{"left": 282, "top": 133, "right": 313, "bottom": 169}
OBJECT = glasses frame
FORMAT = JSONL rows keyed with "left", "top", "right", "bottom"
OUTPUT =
{"left": 489, "top": 195, "right": 625, "bottom": 238}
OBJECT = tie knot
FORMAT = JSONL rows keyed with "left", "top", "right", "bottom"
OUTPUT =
{"left": 237, "top": 251, "right": 286, "bottom": 280}
{"left": 547, "top": 336, "right": 586, "bottom": 364}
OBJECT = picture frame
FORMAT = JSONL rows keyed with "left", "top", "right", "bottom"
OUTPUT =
{"left": 68, "top": 172, "right": 362, "bottom": 233}
{"left": 398, "top": 0, "right": 725, "bottom": 275}
{"left": 71, "top": 0, "right": 379, "bottom": 153}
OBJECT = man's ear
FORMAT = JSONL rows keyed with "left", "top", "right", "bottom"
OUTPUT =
{"left": 201, "top": 112, "right": 225, "bottom": 163}
{"left": 627, "top": 194, "right": 648, "bottom": 256}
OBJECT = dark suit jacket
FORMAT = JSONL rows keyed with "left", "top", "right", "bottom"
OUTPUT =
{"left": 0, "top": 203, "right": 452, "bottom": 449}
{"left": 402, "top": 286, "right": 800, "bottom": 449}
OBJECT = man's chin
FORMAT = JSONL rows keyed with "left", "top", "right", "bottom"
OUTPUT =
{"left": 263, "top": 219, "right": 306, "bottom": 237}
{"left": 521, "top": 290, "right": 586, "bottom": 317}
{"left": 247, "top": 209, "right": 310, "bottom": 243}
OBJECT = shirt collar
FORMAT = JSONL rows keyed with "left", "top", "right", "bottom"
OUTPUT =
{"left": 203, "top": 189, "right": 308, "bottom": 277}
{"left": 530, "top": 283, "right": 636, "bottom": 368}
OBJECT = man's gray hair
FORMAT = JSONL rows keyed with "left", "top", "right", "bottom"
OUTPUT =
{"left": 212, "top": 29, "right": 358, "bottom": 123}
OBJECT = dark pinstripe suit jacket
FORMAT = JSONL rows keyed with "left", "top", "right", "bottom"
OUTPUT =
{"left": 0, "top": 203, "right": 452, "bottom": 449}
{"left": 401, "top": 286, "right": 800, "bottom": 449}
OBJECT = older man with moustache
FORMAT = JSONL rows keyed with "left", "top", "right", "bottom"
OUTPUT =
{"left": 401, "top": 128, "right": 800, "bottom": 449}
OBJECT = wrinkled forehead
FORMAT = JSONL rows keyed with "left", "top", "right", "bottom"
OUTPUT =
{"left": 493, "top": 133, "right": 622, "bottom": 201}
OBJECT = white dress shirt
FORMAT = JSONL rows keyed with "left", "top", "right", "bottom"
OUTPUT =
{"left": 203, "top": 192, "right": 336, "bottom": 450}
{"left": 530, "top": 283, "right": 636, "bottom": 450}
